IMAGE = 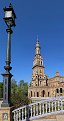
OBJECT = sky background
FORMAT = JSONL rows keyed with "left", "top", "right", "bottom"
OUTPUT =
{"left": 0, "top": 0, "right": 64, "bottom": 84}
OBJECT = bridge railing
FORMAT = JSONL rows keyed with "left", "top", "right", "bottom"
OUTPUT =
{"left": 12, "top": 96, "right": 64, "bottom": 121}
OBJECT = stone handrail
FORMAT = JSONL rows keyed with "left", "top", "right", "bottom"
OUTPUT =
{"left": 12, "top": 96, "right": 64, "bottom": 121}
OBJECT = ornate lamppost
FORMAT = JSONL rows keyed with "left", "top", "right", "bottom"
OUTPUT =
{"left": 1, "top": 3, "right": 16, "bottom": 107}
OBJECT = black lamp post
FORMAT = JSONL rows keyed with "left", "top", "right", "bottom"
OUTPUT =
{"left": 1, "top": 3, "right": 16, "bottom": 107}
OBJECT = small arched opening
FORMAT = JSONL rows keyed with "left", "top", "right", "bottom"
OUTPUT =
{"left": 42, "top": 90, "right": 45, "bottom": 97}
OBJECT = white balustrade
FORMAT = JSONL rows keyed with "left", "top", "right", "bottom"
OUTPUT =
{"left": 12, "top": 96, "right": 64, "bottom": 121}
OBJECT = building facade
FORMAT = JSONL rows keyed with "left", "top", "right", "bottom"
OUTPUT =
{"left": 28, "top": 39, "right": 64, "bottom": 101}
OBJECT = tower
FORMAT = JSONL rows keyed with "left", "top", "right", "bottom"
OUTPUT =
{"left": 28, "top": 38, "right": 48, "bottom": 98}
{"left": 31, "top": 38, "right": 45, "bottom": 87}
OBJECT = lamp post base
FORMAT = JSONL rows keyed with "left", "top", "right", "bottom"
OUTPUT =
{"left": 0, "top": 106, "right": 14, "bottom": 121}
{"left": 1, "top": 102, "right": 10, "bottom": 107}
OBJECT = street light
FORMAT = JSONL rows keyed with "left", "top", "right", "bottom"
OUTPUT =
{"left": 1, "top": 3, "right": 16, "bottom": 107}
{"left": 3, "top": 3, "right": 16, "bottom": 27}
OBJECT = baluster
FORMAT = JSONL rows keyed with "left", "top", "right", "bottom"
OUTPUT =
{"left": 33, "top": 104, "right": 35, "bottom": 117}
{"left": 52, "top": 101, "right": 53, "bottom": 112}
{"left": 16, "top": 111, "right": 18, "bottom": 121}
{"left": 61, "top": 100, "right": 63, "bottom": 110}
{"left": 55, "top": 101, "right": 56, "bottom": 111}
{"left": 19, "top": 110, "right": 21, "bottom": 121}
{"left": 43, "top": 103, "right": 44, "bottom": 114}
{"left": 36, "top": 104, "right": 38, "bottom": 115}
{"left": 46, "top": 102, "right": 47, "bottom": 113}
{"left": 14, "top": 112, "right": 16, "bottom": 121}
{"left": 22, "top": 108, "right": 24, "bottom": 120}
{"left": 27, "top": 107, "right": 29, "bottom": 118}
{"left": 49, "top": 102, "right": 50, "bottom": 113}
{"left": 31, "top": 105, "right": 32, "bottom": 117}
{"left": 63, "top": 100, "right": 64, "bottom": 110}
{"left": 39, "top": 103, "right": 41, "bottom": 115}
{"left": 58, "top": 100, "right": 60, "bottom": 111}
{"left": 25, "top": 107, "right": 27, "bottom": 120}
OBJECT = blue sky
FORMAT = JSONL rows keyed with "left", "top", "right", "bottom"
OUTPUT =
{"left": 0, "top": 0, "right": 64, "bottom": 84}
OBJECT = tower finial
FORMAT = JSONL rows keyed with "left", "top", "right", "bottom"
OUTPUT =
{"left": 36, "top": 35, "right": 40, "bottom": 48}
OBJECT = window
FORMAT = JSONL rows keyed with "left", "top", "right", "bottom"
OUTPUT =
{"left": 37, "top": 92, "right": 39, "bottom": 97}
{"left": 42, "top": 90, "right": 45, "bottom": 97}
{"left": 46, "top": 79, "right": 48, "bottom": 86}
{"left": 56, "top": 89, "right": 59, "bottom": 93}
{"left": 60, "top": 88, "right": 62, "bottom": 93}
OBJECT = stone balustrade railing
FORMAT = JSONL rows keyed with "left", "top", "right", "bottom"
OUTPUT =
{"left": 12, "top": 96, "right": 64, "bottom": 121}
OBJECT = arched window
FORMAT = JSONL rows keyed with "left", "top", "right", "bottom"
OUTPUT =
{"left": 56, "top": 89, "right": 59, "bottom": 93}
{"left": 60, "top": 88, "right": 62, "bottom": 93}
{"left": 37, "top": 92, "right": 39, "bottom": 97}
{"left": 42, "top": 90, "right": 45, "bottom": 97}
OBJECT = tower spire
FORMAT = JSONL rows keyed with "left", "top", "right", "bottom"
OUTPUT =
{"left": 36, "top": 37, "right": 40, "bottom": 55}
